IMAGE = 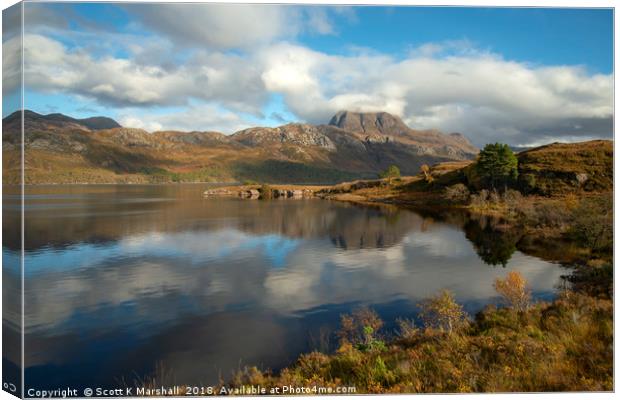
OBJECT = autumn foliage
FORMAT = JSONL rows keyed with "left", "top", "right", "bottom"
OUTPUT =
{"left": 494, "top": 271, "right": 532, "bottom": 312}
{"left": 418, "top": 289, "right": 468, "bottom": 333}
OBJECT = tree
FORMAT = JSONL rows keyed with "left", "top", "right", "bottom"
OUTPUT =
{"left": 475, "top": 143, "right": 518, "bottom": 190}
{"left": 337, "top": 307, "right": 385, "bottom": 351}
{"left": 420, "top": 164, "right": 434, "bottom": 183}
{"left": 379, "top": 165, "right": 401, "bottom": 184}
{"left": 418, "top": 290, "right": 468, "bottom": 334}
{"left": 494, "top": 271, "right": 531, "bottom": 312}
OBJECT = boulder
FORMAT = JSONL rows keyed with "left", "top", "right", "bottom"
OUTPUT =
{"left": 239, "top": 189, "right": 260, "bottom": 198}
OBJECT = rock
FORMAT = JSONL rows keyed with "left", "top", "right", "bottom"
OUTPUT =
{"left": 329, "top": 110, "right": 411, "bottom": 136}
{"left": 239, "top": 189, "right": 260, "bottom": 198}
{"left": 203, "top": 188, "right": 235, "bottom": 196}
{"left": 575, "top": 173, "right": 589, "bottom": 185}
{"left": 231, "top": 124, "right": 336, "bottom": 151}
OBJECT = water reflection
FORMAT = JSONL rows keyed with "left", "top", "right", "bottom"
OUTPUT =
{"left": 2, "top": 185, "right": 566, "bottom": 390}
{"left": 465, "top": 219, "right": 521, "bottom": 267}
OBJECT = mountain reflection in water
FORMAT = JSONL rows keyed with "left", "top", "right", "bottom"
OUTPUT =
{"left": 2, "top": 185, "right": 565, "bottom": 390}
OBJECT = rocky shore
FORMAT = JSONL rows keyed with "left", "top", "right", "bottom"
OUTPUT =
{"left": 204, "top": 184, "right": 324, "bottom": 199}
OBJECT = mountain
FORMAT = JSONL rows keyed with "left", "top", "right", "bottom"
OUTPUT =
{"left": 3, "top": 109, "right": 479, "bottom": 184}
{"left": 328, "top": 111, "right": 478, "bottom": 155}
{"left": 329, "top": 111, "right": 411, "bottom": 136}
{"left": 4, "top": 110, "right": 121, "bottom": 131}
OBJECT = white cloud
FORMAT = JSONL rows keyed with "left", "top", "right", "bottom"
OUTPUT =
{"left": 256, "top": 43, "right": 613, "bottom": 145}
{"left": 17, "top": 25, "right": 613, "bottom": 145}
{"left": 20, "top": 33, "right": 268, "bottom": 114}
{"left": 119, "top": 104, "right": 253, "bottom": 134}
{"left": 2, "top": 27, "right": 22, "bottom": 97}
{"left": 118, "top": 116, "right": 163, "bottom": 132}
{"left": 128, "top": 4, "right": 290, "bottom": 49}
{"left": 124, "top": 4, "right": 342, "bottom": 50}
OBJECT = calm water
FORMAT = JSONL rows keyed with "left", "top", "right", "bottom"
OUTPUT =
{"left": 3, "top": 184, "right": 566, "bottom": 391}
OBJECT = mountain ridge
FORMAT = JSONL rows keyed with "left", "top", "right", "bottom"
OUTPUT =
{"left": 3, "top": 109, "right": 479, "bottom": 184}
{"left": 4, "top": 109, "right": 121, "bottom": 131}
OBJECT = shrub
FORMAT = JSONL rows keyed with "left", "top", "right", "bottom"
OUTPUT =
{"left": 337, "top": 307, "right": 384, "bottom": 350}
{"left": 443, "top": 183, "right": 470, "bottom": 204}
{"left": 566, "top": 263, "right": 612, "bottom": 299}
{"left": 418, "top": 290, "right": 468, "bottom": 334}
{"left": 395, "top": 318, "right": 418, "bottom": 340}
{"left": 470, "top": 189, "right": 489, "bottom": 208}
{"left": 519, "top": 173, "right": 538, "bottom": 193}
{"left": 570, "top": 194, "right": 612, "bottom": 253}
{"left": 494, "top": 271, "right": 531, "bottom": 312}
{"left": 517, "top": 202, "right": 572, "bottom": 229}
{"left": 488, "top": 189, "right": 501, "bottom": 204}
{"left": 258, "top": 183, "right": 273, "bottom": 199}
{"left": 379, "top": 165, "right": 401, "bottom": 184}
{"left": 420, "top": 164, "right": 434, "bottom": 183}
{"left": 502, "top": 189, "right": 525, "bottom": 214}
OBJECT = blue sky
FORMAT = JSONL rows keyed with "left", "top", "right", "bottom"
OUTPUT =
{"left": 2, "top": 3, "right": 613, "bottom": 146}
{"left": 305, "top": 7, "right": 613, "bottom": 73}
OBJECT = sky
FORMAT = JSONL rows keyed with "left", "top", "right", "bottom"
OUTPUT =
{"left": 1, "top": 3, "right": 614, "bottom": 146}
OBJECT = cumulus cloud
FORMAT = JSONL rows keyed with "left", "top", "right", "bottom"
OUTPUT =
{"left": 123, "top": 4, "right": 342, "bottom": 50}
{"left": 2, "top": 28, "right": 22, "bottom": 97}
{"left": 20, "top": 33, "right": 268, "bottom": 113}
{"left": 257, "top": 43, "right": 613, "bottom": 145}
{"left": 119, "top": 104, "right": 254, "bottom": 133}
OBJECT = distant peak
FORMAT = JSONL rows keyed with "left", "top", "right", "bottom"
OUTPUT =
{"left": 3, "top": 109, "right": 121, "bottom": 130}
{"left": 328, "top": 110, "right": 410, "bottom": 136}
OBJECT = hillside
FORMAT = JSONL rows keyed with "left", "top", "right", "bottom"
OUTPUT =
{"left": 2, "top": 110, "right": 478, "bottom": 184}
{"left": 516, "top": 140, "right": 613, "bottom": 195}
{"left": 318, "top": 140, "right": 613, "bottom": 207}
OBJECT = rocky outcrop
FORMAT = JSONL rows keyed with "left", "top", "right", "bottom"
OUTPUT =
{"left": 239, "top": 189, "right": 260, "bottom": 199}
{"left": 103, "top": 128, "right": 153, "bottom": 147}
{"left": 231, "top": 124, "right": 336, "bottom": 151}
{"left": 154, "top": 131, "right": 230, "bottom": 145}
{"left": 204, "top": 186, "right": 316, "bottom": 199}
{"left": 329, "top": 110, "right": 411, "bottom": 136}
{"left": 327, "top": 110, "right": 478, "bottom": 160}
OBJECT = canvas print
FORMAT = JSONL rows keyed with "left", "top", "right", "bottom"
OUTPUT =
{"left": 1, "top": 1, "right": 614, "bottom": 398}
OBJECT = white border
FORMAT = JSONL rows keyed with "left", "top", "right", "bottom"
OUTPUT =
{"left": 0, "top": 1, "right": 616, "bottom": 400}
